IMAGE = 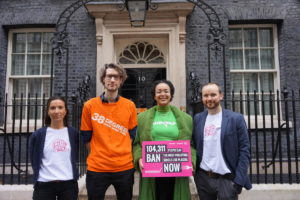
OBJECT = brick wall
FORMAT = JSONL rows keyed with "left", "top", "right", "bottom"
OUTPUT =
{"left": 0, "top": 0, "right": 97, "bottom": 100}
{"left": 185, "top": 0, "right": 300, "bottom": 112}
{"left": 0, "top": 0, "right": 299, "bottom": 106}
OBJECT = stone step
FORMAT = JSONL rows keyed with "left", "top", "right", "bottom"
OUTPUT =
{"left": 79, "top": 195, "right": 198, "bottom": 200}
{"left": 78, "top": 172, "right": 199, "bottom": 200}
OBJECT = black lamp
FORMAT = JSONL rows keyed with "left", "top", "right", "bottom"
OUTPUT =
{"left": 125, "top": 0, "right": 148, "bottom": 27}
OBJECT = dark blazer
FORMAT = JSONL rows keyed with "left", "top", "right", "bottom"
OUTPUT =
{"left": 193, "top": 109, "right": 252, "bottom": 190}
{"left": 29, "top": 126, "right": 79, "bottom": 184}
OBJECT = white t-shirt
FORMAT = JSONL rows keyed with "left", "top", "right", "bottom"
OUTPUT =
{"left": 38, "top": 127, "right": 73, "bottom": 182}
{"left": 200, "top": 111, "right": 231, "bottom": 174}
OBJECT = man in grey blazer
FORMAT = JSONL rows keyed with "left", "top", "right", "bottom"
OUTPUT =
{"left": 193, "top": 82, "right": 251, "bottom": 200}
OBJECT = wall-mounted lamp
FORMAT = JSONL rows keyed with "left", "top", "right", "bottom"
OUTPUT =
{"left": 125, "top": 0, "right": 157, "bottom": 27}
{"left": 126, "top": 0, "right": 148, "bottom": 27}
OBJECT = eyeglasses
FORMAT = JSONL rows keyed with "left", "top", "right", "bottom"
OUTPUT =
{"left": 105, "top": 74, "right": 121, "bottom": 80}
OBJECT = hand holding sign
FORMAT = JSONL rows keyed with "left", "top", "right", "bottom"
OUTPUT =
{"left": 139, "top": 158, "right": 144, "bottom": 171}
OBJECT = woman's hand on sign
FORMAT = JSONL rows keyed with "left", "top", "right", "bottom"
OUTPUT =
{"left": 139, "top": 158, "right": 144, "bottom": 171}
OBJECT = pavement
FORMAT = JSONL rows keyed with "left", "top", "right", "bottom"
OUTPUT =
{"left": 77, "top": 172, "right": 300, "bottom": 200}
{"left": 1, "top": 173, "right": 300, "bottom": 200}
{"left": 78, "top": 172, "right": 198, "bottom": 200}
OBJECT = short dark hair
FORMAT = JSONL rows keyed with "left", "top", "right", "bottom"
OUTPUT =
{"left": 44, "top": 96, "right": 68, "bottom": 126}
{"left": 151, "top": 80, "right": 175, "bottom": 102}
{"left": 100, "top": 63, "right": 128, "bottom": 85}
{"left": 201, "top": 82, "right": 222, "bottom": 94}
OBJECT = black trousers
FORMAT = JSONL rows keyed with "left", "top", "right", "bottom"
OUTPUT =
{"left": 155, "top": 177, "right": 176, "bottom": 200}
{"left": 32, "top": 180, "right": 78, "bottom": 200}
{"left": 86, "top": 168, "right": 135, "bottom": 200}
{"left": 194, "top": 170, "right": 240, "bottom": 200}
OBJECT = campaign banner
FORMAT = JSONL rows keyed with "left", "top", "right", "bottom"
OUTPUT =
{"left": 142, "top": 140, "right": 192, "bottom": 177}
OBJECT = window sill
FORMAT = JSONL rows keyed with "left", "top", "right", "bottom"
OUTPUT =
{"left": 244, "top": 116, "right": 293, "bottom": 129}
{"left": 0, "top": 121, "right": 43, "bottom": 134}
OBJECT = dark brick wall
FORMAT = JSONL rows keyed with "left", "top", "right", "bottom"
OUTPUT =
{"left": 51, "top": 7, "right": 97, "bottom": 99}
{"left": 185, "top": 0, "right": 300, "bottom": 159}
{"left": 185, "top": 0, "right": 300, "bottom": 112}
{"left": 0, "top": 0, "right": 299, "bottom": 183}
{"left": 0, "top": 27, "right": 8, "bottom": 104}
{"left": 0, "top": 0, "right": 299, "bottom": 106}
{"left": 0, "top": 0, "right": 97, "bottom": 101}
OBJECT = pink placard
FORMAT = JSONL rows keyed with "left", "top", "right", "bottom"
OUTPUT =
{"left": 142, "top": 140, "right": 192, "bottom": 177}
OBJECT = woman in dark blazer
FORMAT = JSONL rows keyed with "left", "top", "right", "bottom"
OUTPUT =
{"left": 29, "top": 96, "right": 79, "bottom": 200}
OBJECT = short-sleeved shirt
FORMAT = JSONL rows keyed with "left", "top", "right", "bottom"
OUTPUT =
{"left": 81, "top": 96, "right": 137, "bottom": 172}
{"left": 38, "top": 127, "right": 73, "bottom": 182}
{"left": 200, "top": 111, "right": 231, "bottom": 174}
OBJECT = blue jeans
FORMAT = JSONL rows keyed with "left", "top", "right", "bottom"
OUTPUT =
{"left": 86, "top": 168, "right": 135, "bottom": 200}
{"left": 33, "top": 180, "right": 78, "bottom": 200}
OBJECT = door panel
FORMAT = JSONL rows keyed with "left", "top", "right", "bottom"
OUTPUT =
{"left": 121, "top": 68, "right": 166, "bottom": 109}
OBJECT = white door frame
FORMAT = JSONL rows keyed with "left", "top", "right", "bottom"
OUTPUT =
{"left": 86, "top": 1, "right": 194, "bottom": 109}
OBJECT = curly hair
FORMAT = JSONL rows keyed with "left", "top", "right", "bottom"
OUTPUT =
{"left": 100, "top": 63, "right": 128, "bottom": 86}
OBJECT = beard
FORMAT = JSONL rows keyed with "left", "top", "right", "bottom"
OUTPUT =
{"left": 204, "top": 101, "right": 220, "bottom": 110}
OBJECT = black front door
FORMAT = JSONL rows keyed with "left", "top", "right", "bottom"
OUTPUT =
{"left": 121, "top": 68, "right": 166, "bottom": 109}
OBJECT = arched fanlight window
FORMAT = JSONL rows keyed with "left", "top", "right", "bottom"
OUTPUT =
{"left": 118, "top": 41, "right": 165, "bottom": 64}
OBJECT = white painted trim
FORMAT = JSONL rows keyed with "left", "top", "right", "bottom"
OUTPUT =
{"left": 229, "top": 24, "right": 280, "bottom": 91}
{"left": 5, "top": 28, "right": 55, "bottom": 124}
{"left": 88, "top": 2, "right": 194, "bottom": 109}
{"left": 229, "top": 24, "right": 281, "bottom": 120}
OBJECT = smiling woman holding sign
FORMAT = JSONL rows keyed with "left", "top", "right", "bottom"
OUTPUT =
{"left": 133, "top": 80, "right": 196, "bottom": 200}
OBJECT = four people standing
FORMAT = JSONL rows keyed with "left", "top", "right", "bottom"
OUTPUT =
{"left": 193, "top": 83, "right": 251, "bottom": 200}
{"left": 29, "top": 96, "right": 79, "bottom": 200}
{"left": 80, "top": 63, "right": 138, "bottom": 200}
{"left": 30, "top": 62, "right": 251, "bottom": 200}
{"left": 133, "top": 80, "right": 196, "bottom": 200}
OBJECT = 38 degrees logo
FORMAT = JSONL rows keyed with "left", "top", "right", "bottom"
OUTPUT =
{"left": 91, "top": 113, "right": 128, "bottom": 136}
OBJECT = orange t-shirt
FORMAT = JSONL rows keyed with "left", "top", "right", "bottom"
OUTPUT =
{"left": 80, "top": 96, "right": 137, "bottom": 172}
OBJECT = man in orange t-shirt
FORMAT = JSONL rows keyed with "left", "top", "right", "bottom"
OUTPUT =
{"left": 81, "top": 63, "right": 137, "bottom": 200}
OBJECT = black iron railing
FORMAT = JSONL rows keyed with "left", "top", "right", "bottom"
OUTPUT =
{"left": 0, "top": 90, "right": 300, "bottom": 184}
{"left": 193, "top": 89, "right": 300, "bottom": 184}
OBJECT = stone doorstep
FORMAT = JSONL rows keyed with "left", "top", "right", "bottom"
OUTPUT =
{"left": 78, "top": 195, "right": 198, "bottom": 200}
